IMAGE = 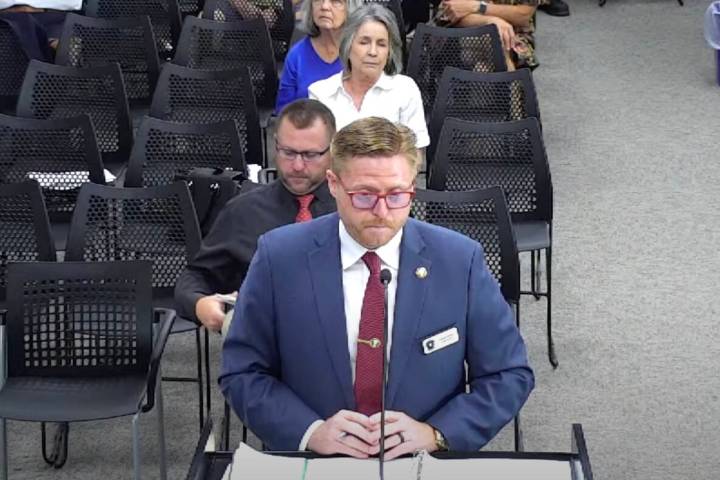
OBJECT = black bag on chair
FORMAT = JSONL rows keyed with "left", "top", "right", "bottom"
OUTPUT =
{"left": 176, "top": 167, "right": 260, "bottom": 236}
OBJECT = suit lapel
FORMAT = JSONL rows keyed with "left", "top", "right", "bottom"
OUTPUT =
{"left": 308, "top": 214, "right": 355, "bottom": 408}
{"left": 387, "top": 220, "right": 431, "bottom": 407}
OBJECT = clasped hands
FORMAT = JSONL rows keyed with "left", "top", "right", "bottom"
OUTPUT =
{"left": 307, "top": 410, "right": 437, "bottom": 460}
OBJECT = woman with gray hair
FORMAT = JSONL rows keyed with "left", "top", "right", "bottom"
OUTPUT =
{"left": 308, "top": 4, "right": 429, "bottom": 148}
{"left": 275, "top": 0, "right": 362, "bottom": 112}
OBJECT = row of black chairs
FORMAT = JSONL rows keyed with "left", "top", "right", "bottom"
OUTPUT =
{"left": 0, "top": 179, "right": 205, "bottom": 478}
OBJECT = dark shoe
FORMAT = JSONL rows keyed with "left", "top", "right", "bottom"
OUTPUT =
{"left": 538, "top": 0, "right": 570, "bottom": 17}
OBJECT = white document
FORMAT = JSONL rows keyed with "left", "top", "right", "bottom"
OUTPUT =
{"left": 223, "top": 443, "right": 574, "bottom": 480}
{"left": 419, "top": 455, "right": 573, "bottom": 480}
{"left": 26, "top": 170, "right": 116, "bottom": 189}
{"left": 214, "top": 293, "right": 237, "bottom": 306}
{"left": 304, "top": 456, "right": 417, "bottom": 480}
{"left": 222, "top": 443, "right": 306, "bottom": 480}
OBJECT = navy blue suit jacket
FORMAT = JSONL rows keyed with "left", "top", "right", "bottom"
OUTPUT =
{"left": 220, "top": 213, "right": 534, "bottom": 451}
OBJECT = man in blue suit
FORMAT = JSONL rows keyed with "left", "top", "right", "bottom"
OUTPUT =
{"left": 220, "top": 117, "right": 534, "bottom": 459}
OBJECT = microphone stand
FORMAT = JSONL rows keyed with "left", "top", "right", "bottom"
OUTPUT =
{"left": 378, "top": 269, "right": 392, "bottom": 480}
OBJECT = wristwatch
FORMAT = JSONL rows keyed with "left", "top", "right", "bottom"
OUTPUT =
{"left": 433, "top": 428, "right": 449, "bottom": 451}
{"left": 477, "top": 1, "right": 489, "bottom": 14}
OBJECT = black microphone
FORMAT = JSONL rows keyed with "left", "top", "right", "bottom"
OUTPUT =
{"left": 378, "top": 269, "right": 392, "bottom": 480}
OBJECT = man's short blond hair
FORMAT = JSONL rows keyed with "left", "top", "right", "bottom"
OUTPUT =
{"left": 330, "top": 117, "right": 420, "bottom": 174}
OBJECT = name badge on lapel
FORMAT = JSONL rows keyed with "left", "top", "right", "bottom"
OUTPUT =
{"left": 422, "top": 327, "right": 459, "bottom": 355}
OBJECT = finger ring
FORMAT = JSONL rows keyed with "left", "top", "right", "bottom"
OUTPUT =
{"left": 338, "top": 432, "right": 347, "bottom": 440}
{"left": 397, "top": 432, "right": 405, "bottom": 443}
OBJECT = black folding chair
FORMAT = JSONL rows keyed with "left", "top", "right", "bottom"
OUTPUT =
{"left": 0, "top": 21, "right": 30, "bottom": 113}
{"left": 0, "top": 260, "right": 173, "bottom": 480}
{"left": 55, "top": 13, "right": 160, "bottom": 105}
{"left": 64, "top": 182, "right": 211, "bottom": 428}
{"left": 411, "top": 186, "right": 524, "bottom": 450}
{"left": 406, "top": 23, "right": 506, "bottom": 115}
{"left": 85, "top": 0, "right": 183, "bottom": 60}
{"left": 429, "top": 118, "right": 556, "bottom": 368}
{"left": 203, "top": 0, "right": 295, "bottom": 63}
{"left": 16, "top": 60, "right": 133, "bottom": 173}
{"left": 0, "top": 114, "right": 106, "bottom": 250}
{"left": 427, "top": 66, "right": 540, "bottom": 165}
{"left": 124, "top": 117, "right": 246, "bottom": 187}
{"left": 149, "top": 63, "right": 264, "bottom": 165}
{"left": 173, "top": 16, "right": 278, "bottom": 118}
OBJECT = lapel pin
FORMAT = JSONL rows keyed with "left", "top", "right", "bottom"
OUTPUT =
{"left": 415, "top": 267, "right": 428, "bottom": 279}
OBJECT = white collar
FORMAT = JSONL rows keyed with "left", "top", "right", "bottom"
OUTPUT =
{"left": 339, "top": 220, "right": 402, "bottom": 271}
{"left": 334, "top": 72, "right": 394, "bottom": 97}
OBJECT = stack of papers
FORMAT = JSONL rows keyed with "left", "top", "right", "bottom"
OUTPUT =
{"left": 222, "top": 443, "right": 574, "bottom": 480}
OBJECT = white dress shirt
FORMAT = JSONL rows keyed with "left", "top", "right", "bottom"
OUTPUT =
{"left": 298, "top": 221, "right": 403, "bottom": 450}
{"left": 308, "top": 72, "right": 430, "bottom": 148}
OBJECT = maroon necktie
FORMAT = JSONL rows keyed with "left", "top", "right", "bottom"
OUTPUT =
{"left": 295, "top": 194, "right": 314, "bottom": 223}
{"left": 354, "top": 251, "right": 385, "bottom": 416}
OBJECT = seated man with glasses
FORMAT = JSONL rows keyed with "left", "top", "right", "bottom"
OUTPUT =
{"left": 221, "top": 116, "right": 534, "bottom": 457}
{"left": 174, "top": 99, "right": 337, "bottom": 331}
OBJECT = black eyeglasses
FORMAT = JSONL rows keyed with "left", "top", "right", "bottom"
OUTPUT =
{"left": 275, "top": 144, "right": 330, "bottom": 162}
{"left": 337, "top": 177, "right": 415, "bottom": 210}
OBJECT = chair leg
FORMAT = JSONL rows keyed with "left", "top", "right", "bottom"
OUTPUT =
{"left": 222, "top": 401, "right": 231, "bottom": 450}
{"left": 204, "top": 328, "right": 211, "bottom": 422}
{"left": 41, "top": 422, "right": 52, "bottom": 465}
{"left": 132, "top": 412, "right": 141, "bottom": 480}
{"left": 40, "top": 422, "right": 68, "bottom": 468}
{"left": 53, "top": 423, "right": 68, "bottom": 469}
{"left": 195, "top": 328, "right": 204, "bottom": 431}
{"left": 1, "top": 418, "right": 8, "bottom": 480}
{"left": 513, "top": 414, "right": 524, "bottom": 452}
{"left": 546, "top": 246, "right": 558, "bottom": 369}
{"left": 157, "top": 365, "right": 168, "bottom": 480}
{"left": 534, "top": 250, "right": 542, "bottom": 294}
{"left": 529, "top": 251, "right": 537, "bottom": 297}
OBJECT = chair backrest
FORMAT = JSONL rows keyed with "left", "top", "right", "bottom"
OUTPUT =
{"left": 84, "top": 0, "right": 183, "bottom": 60}
{"left": 65, "top": 182, "right": 202, "bottom": 307}
{"left": 125, "top": 117, "right": 246, "bottom": 187}
{"left": 56, "top": 13, "right": 160, "bottom": 104}
{"left": 406, "top": 23, "right": 506, "bottom": 115}
{"left": 0, "top": 180, "right": 56, "bottom": 304}
{"left": 203, "top": 0, "right": 294, "bottom": 62}
{"left": 173, "top": 16, "right": 278, "bottom": 110}
{"left": 411, "top": 186, "right": 519, "bottom": 303}
{"left": 0, "top": 114, "right": 105, "bottom": 222}
{"left": 428, "top": 117, "right": 552, "bottom": 222}
{"left": 149, "top": 63, "right": 263, "bottom": 163}
{"left": 427, "top": 66, "right": 540, "bottom": 163}
{"left": 0, "top": 21, "right": 30, "bottom": 108}
{"left": 5, "top": 260, "right": 154, "bottom": 377}
{"left": 16, "top": 60, "right": 133, "bottom": 165}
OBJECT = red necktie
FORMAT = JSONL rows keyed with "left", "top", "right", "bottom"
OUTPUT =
{"left": 354, "top": 251, "right": 385, "bottom": 416}
{"left": 295, "top": 194, "right": 314, "bottom": 223}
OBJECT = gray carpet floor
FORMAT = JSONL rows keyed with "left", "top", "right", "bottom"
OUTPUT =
{"left": 5, "top": 1, "right": 720, "bottom": 479}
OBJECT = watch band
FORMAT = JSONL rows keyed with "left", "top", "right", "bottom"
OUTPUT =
{"left": 433, "top": 428, "right": 449, "bottom": 451}
{"left": 477, "top": 1, "right": 488, "bottom": 14}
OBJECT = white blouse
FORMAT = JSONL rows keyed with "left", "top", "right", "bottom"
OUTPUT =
{"left": 308, "top": 72, "right": 430, "bottom": 148}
